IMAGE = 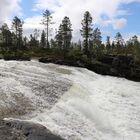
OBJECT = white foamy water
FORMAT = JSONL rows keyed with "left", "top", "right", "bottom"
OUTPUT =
{"left": 0, "top": 60, "right": 140, "bottom": 140}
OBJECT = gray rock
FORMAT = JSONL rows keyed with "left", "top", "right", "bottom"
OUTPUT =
{"left": 0, "top": 119, "right": 65, "bottom": 140}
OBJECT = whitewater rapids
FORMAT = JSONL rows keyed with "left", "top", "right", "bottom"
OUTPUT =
{"left": 0, "top": 60, "right": 140, "bottom": 140}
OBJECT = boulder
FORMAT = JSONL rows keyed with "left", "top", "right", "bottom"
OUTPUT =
{"left": 0, "top": 119, "right": 65, "bottom": 140}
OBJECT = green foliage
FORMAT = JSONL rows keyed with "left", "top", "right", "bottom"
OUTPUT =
{"left": 55, "top": 26, "right": 63, "bottom": 49}
{"left": 66, "top": 49, "right": 83, "bottom": 60}
{"left": 55, "top": 16, "right": 72, "bottom": 56}
{"left": 114, "top": 32, "right": 124, "bottom": 54}
{"left": 0, "top": 10, "right": 139, "bottom": 66}
{"left": 1, "top": 23, "right": 12, "bottom": 46}
{"left": 3, "top": 50, "right": 31, "bottom": 61}
{"left": 50, "top": 39, "right": 56, "bottom": 48}
{"left": 134, "top": 40, "right": 140, "bottom": 61}
{"left": 12, "top": 16, "right": 24, "bottom": 48}
{"left": 90, "top": 28, "right": 102, "bottom": 57}
{"left": 106, "top": 36, "right": 111, "bottom": 54}
{"left": 42, "top": 9, "right": 53, "bottom": 48}
{"left": 29, "top": 34, "right": 39, "bottom": 49}
{"left": 40, "top": 30, "right": 46, "bottom": 48}
{"left": 80, "top": 11, "right": 93, "bottom": 56}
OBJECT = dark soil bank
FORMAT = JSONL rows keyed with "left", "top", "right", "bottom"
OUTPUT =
{"left": 3, "top": 55, "right": 31, "bottom": 61}
{"left": 39, "top": 55, "right": 140, "bottom": 82}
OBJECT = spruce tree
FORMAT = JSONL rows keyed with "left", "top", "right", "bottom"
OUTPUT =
{"left": 50, "top": 39, "right": 56, "bottom": 48}
{"left": 92, "top": 28, "right": 102, "bottom": 57}
{"left": 132, "top": 36, "right": 140, "bottom": 61}
{"left": 80, "top": 11, "right": 93, "bottom": 56}
{"left": 61, "top": 16, "right": 72, "bottom": 50}
{"left": 115, "top": 32, "right": 124, "bottom": 54}
{"left": 1, "top": 23, "right": 12, "bottom": 48}
{"left": 29, "top": 34, "right": 39, "bottom": 49}
{"left": 106, "top": 36, "right": 111, "bottom": 54}
{"left": 34, "top": 29, "right": 39, "bottom": 41}
{"left": 55, "top": 25, "right": 63, "bottom": 49}
{"left": 92, "top": 28, "right": 102, "bottom": 46}
{"left": 12, "top": 16, "right": 24, "bottom": 49}
{"left": 55, "top": 17, "right": 72, "bottom": 50}
{"left": 40, "top": 30, "right": 46, "bottom": 48}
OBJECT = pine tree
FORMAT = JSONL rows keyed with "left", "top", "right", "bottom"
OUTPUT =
{"left": 77, "top": 40, "right": 82, "bottom": 51}
{"left": 126, "top": 36, "right": 136, "bottom": 55}
{"left": 40, "top": 30, "right": 46, "bottom": 48}
{"left": 92, "top": 28, "right": 102, "bottom": 57}
{"left": 132, "top": 36, "right": 140, "bottom": 61}
{"left": 55, "top": 25, "right": 63, "bottom": 49}
{"left": 114, "top": 32, "right": 124, "bottom": 54}
{"left": 50, "top": 39, "right": 56, "bottom": 48}
{"left": 80, "top": 11, "right": 93, "bottom": 56}
{"left": 61, "top": 16, "right": 72, "bottom": 50}
{"left": 112, "top": 41, "right": 115, "bottom": 54}
{"left": 34, "top": 29, "right": 39, "bottom": 41}
{"left": 106, "top": 36, "right": 111, "bottom": 54}
{"left": 42, "top": 10, "right": 53, "bottom": 48}
{"left": 29, "top": 34, "right": 38, "bottom": 49}
{"left": 135, "top": 42, "right": 140, "bottom": 62}
{"left": 1, "top": 23, "right": 12, "bottom": 47}
{"left": 12, "top": 16, "right": 24, "bottom": 49}
{"left": 92, "top": 28, "right": 102, "bottom": 46}
{"left": 55, "top": 17, "right": 72, "bottom": 50}
{"left": 23, "top": 36, "right": 28, "bottom": 47}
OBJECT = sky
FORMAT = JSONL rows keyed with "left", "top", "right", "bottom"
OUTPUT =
{"left": 0, "top": 0, "right": 140, "bottom": 42}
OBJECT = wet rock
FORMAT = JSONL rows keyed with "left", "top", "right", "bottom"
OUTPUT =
{"left": 39, "top": 56, "right": 140, "bottom": 82}
{"left": 3, "top": 55, "right": 31, "bottom": 61}
{"left": 39, "top": 57, "right": 85, "bottom": 67}
{"left": 0, "top": 119, "right": 65, "bottom": 140}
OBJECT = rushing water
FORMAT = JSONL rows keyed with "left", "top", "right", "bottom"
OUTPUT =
{"left": 0, "top": 60, "right": 140, "bottom": 140}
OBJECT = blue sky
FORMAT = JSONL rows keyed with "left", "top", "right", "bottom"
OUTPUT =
{"left": 95, "top": 2, "right": 140, "bottom": 41}
{"left": 0, "top": 0, "right": 140, "bottom": 41}
{"left": 115, "top": 2, "right": 140, "bottom": 38}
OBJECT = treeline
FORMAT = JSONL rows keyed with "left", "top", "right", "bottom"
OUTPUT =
{"left": 0, "top": 10, "right": 140, "bottom": 62}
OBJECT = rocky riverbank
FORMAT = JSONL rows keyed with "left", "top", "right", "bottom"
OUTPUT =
{"left": 0, "top": 119, "right": 64, "bottom": 140}
{"left": 39, "top": 55, "right": 140, "bottom": 82}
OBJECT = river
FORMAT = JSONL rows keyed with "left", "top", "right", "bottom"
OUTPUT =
{"left": 0, "top": 60, "right": 140, "bottom": 140}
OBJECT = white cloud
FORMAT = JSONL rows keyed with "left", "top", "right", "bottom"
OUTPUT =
{"left": 33, "top": 0, "right": 140, "bottom": 22}
{"left": 28, "top": 0, "right": 140, "bottom": 41}
{"left": 23, "top": 16, "right": 44, "bottom": 37}
{"left": 32, "top": 0, "right": 60, "bottom": 11}
{"left": 104, "top": 18, "right": 127, "bottom": 30}
{"left": 113, "top": 18, "right": 127, "bottom": 29}
{"left": 138, "top": 36, "right": 140, "bottom": 41}
{"left": 0, "top": 0, "right": 22, "bottom": 24}
{"left": 0, "top": 0, "right": 139, "bottom": 41}
{"left": 24, "top": 16, "right": 43, "bottom": 30}
{"left": 124, "top": 33, "right": 140, "bottom": 42}
{"left": 23, "top": 15, "right": 55, "bottom": 39}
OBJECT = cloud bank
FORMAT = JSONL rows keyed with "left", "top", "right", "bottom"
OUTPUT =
{"left": 23, "top": 0, "right": 139, "bottom": 41}
{"left": 0, "top": 0, "right": 140, "bottom": 41}
{"left": 0, "top": 0, "right": 22, "bottom": 24}
{"left": 32, "top": 0, "right": 140, "bottom": 27}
